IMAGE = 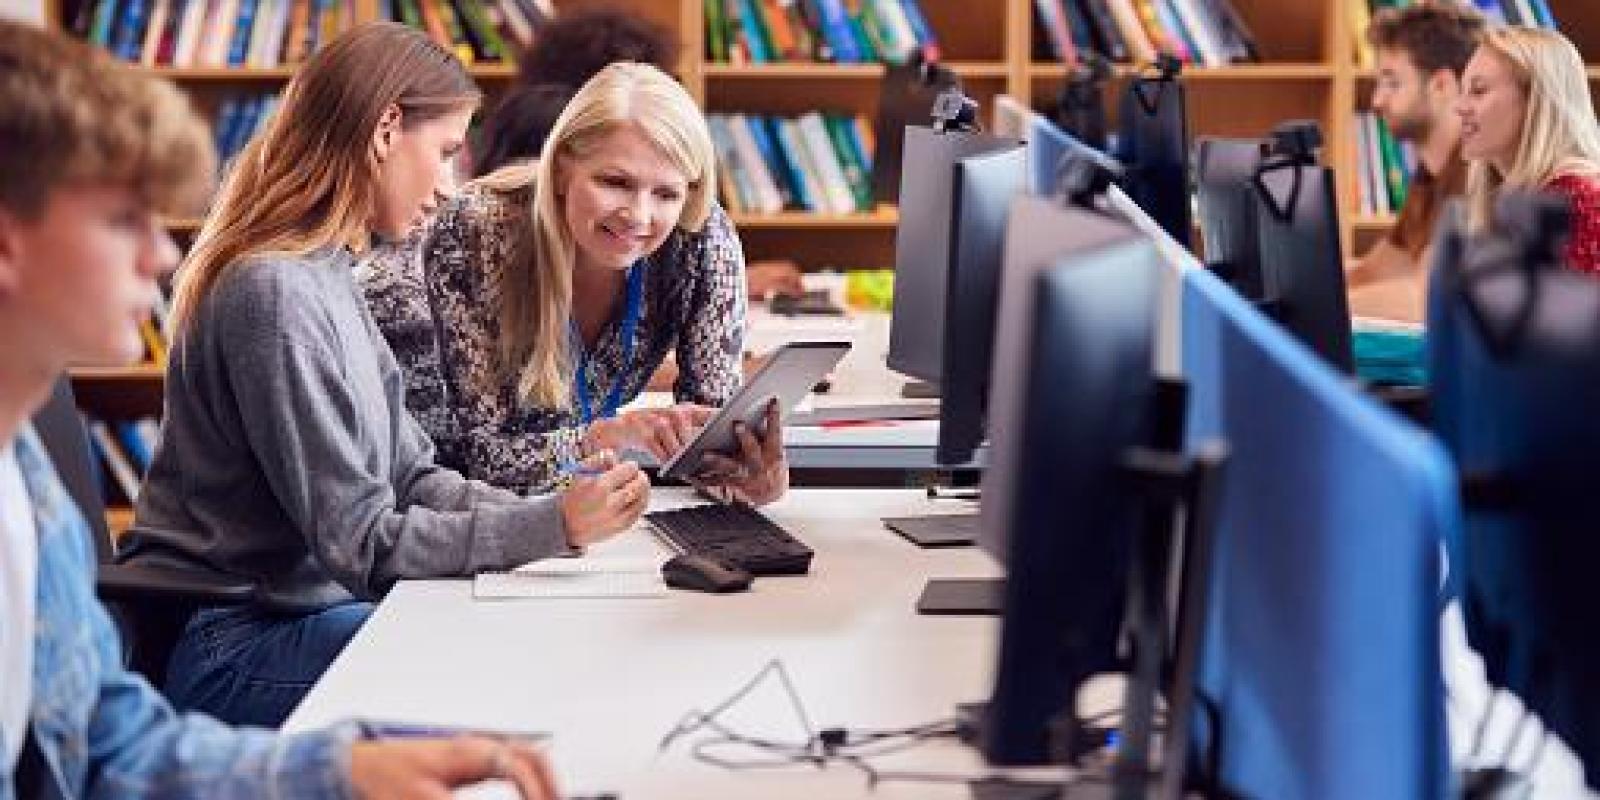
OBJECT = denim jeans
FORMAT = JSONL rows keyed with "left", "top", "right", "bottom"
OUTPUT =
{"left": 163, "top": 602, "right": 374, "bottom": 728}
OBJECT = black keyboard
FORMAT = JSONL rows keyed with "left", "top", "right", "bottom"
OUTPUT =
{"left": 645, "top": 504, "right": 813, "bottom": 576}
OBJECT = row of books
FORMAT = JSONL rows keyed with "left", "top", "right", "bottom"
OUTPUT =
{"left": 1351, "top": 110, "right": 1418, "bottom": 218}
{"left": 379, "top": 0, "right": 553, "bottom": 64}
{"left": 1033, "top": 0, "right": 1259, "bottom": 67}
{"left": 1350, "top": 0, "right": 1560, "bottom": 69}
{"left": 705, "top": 0, "right": 940, "bottom": 66}
{"left": 83, "top": 414, "right": 161, "bottom": 506}
{"left": 69, "top": 0, "right": 360, "bottom": 67}
{"left": 708, "top": 112, "right": 877, "bottom": 216}
{"left": 215, "top": 92, "right": 282, "bottom": 170}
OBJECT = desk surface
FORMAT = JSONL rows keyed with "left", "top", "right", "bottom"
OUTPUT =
{"left": 287, "top": 489, "right": 1021, "bottom": 798}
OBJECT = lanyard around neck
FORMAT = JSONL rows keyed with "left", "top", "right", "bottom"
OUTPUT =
{"left": 574, "top": 263, "right": 644, "bottom": 425}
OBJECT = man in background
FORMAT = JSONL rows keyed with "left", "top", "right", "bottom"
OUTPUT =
{"left": 1348, "top": 2, "right": 1486, "bottom": 322}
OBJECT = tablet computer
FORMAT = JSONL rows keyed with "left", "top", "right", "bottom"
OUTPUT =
{"left": 659, "top": 341, "right": 851, "bottom": 481}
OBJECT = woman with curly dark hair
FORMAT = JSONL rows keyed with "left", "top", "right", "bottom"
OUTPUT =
{"left": 476, "top": 9, "right": 679, "bottom": 175}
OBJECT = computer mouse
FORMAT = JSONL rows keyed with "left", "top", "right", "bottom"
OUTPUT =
{"left": 662, "top": 554, "right": 753, "bottom": 593}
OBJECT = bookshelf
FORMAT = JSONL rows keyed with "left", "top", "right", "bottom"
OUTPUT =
{"left": 37, "top": 0, "right": 1600, "bottom": 533}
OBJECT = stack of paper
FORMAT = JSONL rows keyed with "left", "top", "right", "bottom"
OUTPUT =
{"left": 473, "top": 557, "right": 668, "bottom": 600}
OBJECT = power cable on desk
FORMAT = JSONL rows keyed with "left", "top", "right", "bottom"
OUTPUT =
{"left": 656, "top": 659, "right": 1114, "bottom": 791}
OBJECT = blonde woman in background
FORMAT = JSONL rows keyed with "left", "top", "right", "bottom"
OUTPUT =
{"left": 121, "top": 23, "right": 646, "bottom": 728}
{"left": 361, "top": 62, "right": 789, "bottom": 504}
{"left": 1457, "top": 25, "right": 1600, "bottom": 271}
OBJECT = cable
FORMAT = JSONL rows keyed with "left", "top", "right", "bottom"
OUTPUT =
{"left": 1467, "top": 688, "right": 1502, "bottom": 765}
{"left": 658, "top": 659, "right": 969, "bottom": 779}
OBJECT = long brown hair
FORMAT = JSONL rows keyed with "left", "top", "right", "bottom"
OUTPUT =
{"left": 485, "top": 62, "right": 715, "bottom": 407}
{"left": 169, "top": 22, "right": 479, "bottom": 334}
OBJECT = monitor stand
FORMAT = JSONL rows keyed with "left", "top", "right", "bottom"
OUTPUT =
{"left": 900, "top": 379, "right": 941, "bottom": 399}
{"left": 915, "top": 577, "right": 1004, "bottom": 615}
{"left": 885, "top": 513, "right": 980, "bottom": 547}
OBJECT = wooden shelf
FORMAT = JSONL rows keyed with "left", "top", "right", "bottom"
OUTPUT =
{"left": 136, "top": 66, "right": 298, "bottom": 81}
{"left": 69, "top": 364, "right": 165, "bottom": 420}
{"left": 106, "top": 507, "right": 135, "bottom": 541}
{"left": 69, "top": 363, "right": 166, "bottom": 382}
{"left": 128, "top": 63, "right": 515, "bottom": 81}
{"left": 702, "top": 62, "right": 1009, "bottom": 80}
{"left": 730, "top": 208, "right": 899, "bottom": 229}
{"left": 1032, "top": 63, "right": 1335, "bottom": 81}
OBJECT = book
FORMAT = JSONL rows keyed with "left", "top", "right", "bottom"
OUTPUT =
{"left": 896, "top": 0, "right": 940, "bottom": 62}
{"left": 746, "top": 115, "right": 800, "bottom": 210}
{"left": 1104, "top": 0, "right": 1156, "bottom": 63}
{"left": 705, "top": 0, "right": 728, "bottom": 61}
{"left": 824, "top": 114, "right": 872, "bottom": 211}
{"left": 707, "top": 115, "right": 756, "bottom": 212}
{"left": 139, "top": 0, "right": 169, "bottom": 64}
{"left": 225, "top": 0, "right": 257, "bottom": 65}
{"left": 1077, "top": 0, "right": 1129, "bottom": 62}
{"left": 88, "top": 420, "right": 142, "bottom": 504}
{"left": 728, "top": 113, "right": 785, "bottom": 213}
{"left": 797, "top": 112, "right": 857, "bottom": 213}
{"left": 776, "top": 117, "right": 829, "bottom": 213}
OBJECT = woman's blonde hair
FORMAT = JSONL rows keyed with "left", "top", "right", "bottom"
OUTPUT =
{"left": 169, "top": 22, "right": 480, "bottom": 333}
{"left": 1465, "top": 27, "right": 1600, "bottom": 230}
{"left": 484, "top": 61, "right": 715, "bottom": 407}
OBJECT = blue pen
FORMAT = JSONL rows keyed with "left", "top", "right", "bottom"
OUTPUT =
{"left": 358, "top": 719, "right": 551, "bottom": 745}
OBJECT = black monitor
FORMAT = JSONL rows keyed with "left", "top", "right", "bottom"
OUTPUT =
{"left": 1428, "top": 194, "right": 1600, "bottom": 788}
{"left": 1117, "top": 58, "right": 1191, "bottom": 248}
{"left": 979, "top": 238, "right": 1162, "bottom": 766}
{"left": 886, "top": 125, "right": 1019, "bottom": 386}
{"left": 935, "top": 147, "right": 1027, "bottom": 466}
{"left": 1194, "top": 122, "right": 1355, "bottom": 373}
{"left": 1193, "top": 137, "right": 1266, "bottom": 300}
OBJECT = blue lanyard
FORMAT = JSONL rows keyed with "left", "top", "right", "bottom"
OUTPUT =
{"left": 574, "top": 263, "right": 644, "bottom": 425}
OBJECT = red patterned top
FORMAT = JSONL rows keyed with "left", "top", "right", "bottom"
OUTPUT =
{"left": 1547, "top": 173, "right": 1600, "bottom": 274}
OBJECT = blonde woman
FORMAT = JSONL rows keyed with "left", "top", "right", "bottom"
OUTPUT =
{"left": 120, "top": 23, "right": 646, "bottom": 728}
{"left": 360, "top": 62, "right": 788, "bottom": 504}
{"left": 1457, "top": 26, "right": 1600, "bottom": 271}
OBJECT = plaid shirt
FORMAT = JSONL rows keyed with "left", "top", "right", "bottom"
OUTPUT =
{"left": 2, "top": 426, "right": 356, "bottom": 800}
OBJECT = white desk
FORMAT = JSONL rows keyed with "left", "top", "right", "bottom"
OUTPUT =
{"left": 286, "top": 489, "right": 1023, "bottom": 798}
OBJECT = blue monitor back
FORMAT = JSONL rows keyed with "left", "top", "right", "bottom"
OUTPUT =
{"left": 1182, "top": 268, "right": 1452, "bottom": 799}
{"left": 1427, "top": 214, "right": 1600, "bottom": 783}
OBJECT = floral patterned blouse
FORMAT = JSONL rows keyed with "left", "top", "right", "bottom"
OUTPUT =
{"left": 358, "top": 180, "right": 747, "bottom": 494}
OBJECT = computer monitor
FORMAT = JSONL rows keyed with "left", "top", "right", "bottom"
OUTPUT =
{"left": 935, "top": 148, "right": 1027, "bottom": 466}
{"left": 1181, "top": 266, "right": 1450, "bottom": 798}
{"left": 1117, "top": 60, "right": 1191, "bottom": 248}
{"left": 980, "top": 238, "right": 1164, "bottom": 766}
{"left": 886, "top": 125, "right": 1019, "bottom": 385}
{"left": 1194, "top": 137, "right": 1267, "bottom": 299}
{"left": 1427, "top": 195, "right": 1600, "bottom": 787}
{"left": 1193, "top": 123, "right": 1355, "bottom": 373}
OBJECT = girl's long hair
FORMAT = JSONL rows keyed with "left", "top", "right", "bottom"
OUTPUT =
{"left": 169, "top": 22, "right": 480, "bottom": 333}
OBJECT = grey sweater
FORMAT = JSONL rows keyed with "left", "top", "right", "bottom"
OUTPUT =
{"left": 121, "top": 247, "right": 567, "bottom": 612}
